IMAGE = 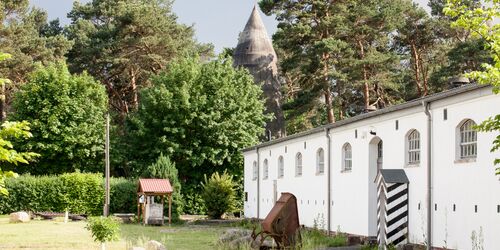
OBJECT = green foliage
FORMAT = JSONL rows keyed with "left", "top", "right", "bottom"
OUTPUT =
{"left": 0, "top": 173, "right": 137, "bottom": 215}
{"left": 10, "top": 62, "right": 108, "bottom": 175}
{"left": 0, "top": 53, "right": 37, "bottom": 196}
{"left": 125, "top": 56, "right": 267, "bottom": 185}
{"left": 0, "top": 120, "right": 39, "bottom": 196}
{"left": 60, "top": 172, "right": 105, "bottom": 215}
{"left": 445, "top": 0, "right": 500, "bottom": 172}
{"left": 86, "top": 216, "right": 120, "bottom": 243}
{"left": 302, "top": 229, "right": 347, "bottom": 248}
{"left": 66, "top": 0, "right": 213, "bottom": 118}
{"left": 0, "top": 173, "right": 104, "bottom": 215}
{"left": 183, "top": 186, "right": 206, "bottom": 215}
{"left": 201, "top": 171, "right": 237, "bottom": 219}
{"left": 0, "top": 3, "right": 72, "bottom": 117}
{"left": 109, "top": 177, "right": 137, "bottom": 213}
{"left": 142, "top": 153, "right": 183, "bottom": 220}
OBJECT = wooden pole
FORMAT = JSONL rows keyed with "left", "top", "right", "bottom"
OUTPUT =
{"left": 104, "top": 113, "right": 110, "bottom": 217}
{"left": 168, "top": 194, "right": 172, "bottom": 225}
{"left": 161, "top": 195, "right": 165, "bottom": 226}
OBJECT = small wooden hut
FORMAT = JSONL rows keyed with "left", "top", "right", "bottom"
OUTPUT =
{"left": 137, "top": 179, "right": 173, "bottom": 225}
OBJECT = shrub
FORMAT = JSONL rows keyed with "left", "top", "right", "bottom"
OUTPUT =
{"left": 0, "top": 173, "right": 136, "bottom": 215}
{"left": 142, "top": 154, "right": 183, "bottom": 221}
{"left": 86, "top": 216, "right": 120, "bottom": 244}
{"left": 201, "top": 171, "right": 237, "bottom": 219}
{"left": 60, "top": 173, "right": 104, "bottom": 215}
{"left": 109, "top": 178, "right": 136, "bottom": 213}
{"left": 183, "top": 186, "right": 206, "bottom": 215}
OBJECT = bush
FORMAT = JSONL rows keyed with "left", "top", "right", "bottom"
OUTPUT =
{"left": 142, "top": 154, "right": 183, "bottom": 221}
{"left": 109, "top": 178, "right": 137, "bottom": 213}
{"left": 201, "top": 171, "right": 237, "bottom": 219}
{"left": 0, "top": 173, "right": 137, "bottom": 215}
{"left": 183, "top": 186, "right": 206, "bottom": 215}
{"left": 60, "top": 173, "right": 104, "bottom": 215}
{"left": 86, "top": 216, "right": 120, "bottom": 243}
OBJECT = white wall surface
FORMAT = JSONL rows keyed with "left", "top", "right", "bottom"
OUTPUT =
{"left": 243, "top": 87, "right": 500, "bottom": 249}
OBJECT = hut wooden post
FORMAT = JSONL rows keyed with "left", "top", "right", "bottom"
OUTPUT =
{"left": 137, "top": 194, "right": 140, "bottom": 223}
{"left": 168, "top": 194, "right": 172, "bottom": 225}
{"left": 161, "top": 195, "right": 165, "bottom": 226}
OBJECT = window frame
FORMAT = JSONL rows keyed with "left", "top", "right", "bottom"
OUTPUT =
{"left": 263, "top": 159, "right": 269, "bottom": 180}
{"left": 295, "top": 152, "right": 303, "bottom": 177}
{"left": 252, "top": 161, "right": 258, "bottom": 180}
{"left": 316, "top": 148, "right": 325, "bottom": 175}
{"left": 456, "top": 119, "right": 478, "bottom": 161}
{"left": 406, "top": 129, "right": 421, "bottom": 166}
{"left": 278, "top": 156, "right": 284, "bottom": 178}
{"left": 342, "top": 143, "right": 352, "bottom": 172}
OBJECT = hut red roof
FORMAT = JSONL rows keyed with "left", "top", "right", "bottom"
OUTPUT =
{"left": 138, "top": 179, "right": 173, "bottom": 194}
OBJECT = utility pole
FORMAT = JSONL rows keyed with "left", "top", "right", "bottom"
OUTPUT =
{"left": 104, "top": 113, "right": 110, "bottom": 216}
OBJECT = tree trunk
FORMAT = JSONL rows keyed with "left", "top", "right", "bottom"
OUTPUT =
{"left": 322, "top": 53, "right": 335, "bottom": 124}
{"left": 357, "top": 40, "right": 370, "bottom": 110}
{"left": 130, "top": 68, "right": 138, "bottom": 111}
{"left": 324, "top": 90, "right": 335, "bottom": 124}
{"left": 410, "top": 42, "right": 423, "bottom": 96}
{"left": 418, "top": 54, "right": 429, "bottom": 96}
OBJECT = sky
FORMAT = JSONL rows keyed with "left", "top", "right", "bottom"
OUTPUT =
{"left": 30, "top": 0, "right": 430, "bottom": 54}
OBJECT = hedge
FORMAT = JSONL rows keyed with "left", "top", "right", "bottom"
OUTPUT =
{"left": 0, "top": 173, "right": 137, "bottom": 216}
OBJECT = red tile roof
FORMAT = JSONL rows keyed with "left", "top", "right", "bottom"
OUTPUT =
{"left": 138, "top": 179, "right": 173, "bottom": 194}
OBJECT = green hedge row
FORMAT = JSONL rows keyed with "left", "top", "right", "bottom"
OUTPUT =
{"left": 0, "top": 173, "right": 137, "bottom": 216}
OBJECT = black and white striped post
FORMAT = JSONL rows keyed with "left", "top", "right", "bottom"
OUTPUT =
{"left": 376, "top": 169, "right": 409, "bottom": 248}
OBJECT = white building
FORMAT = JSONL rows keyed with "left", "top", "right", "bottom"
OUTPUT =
{"left": 243, "top": 84, "right": 500, "bottom": 249}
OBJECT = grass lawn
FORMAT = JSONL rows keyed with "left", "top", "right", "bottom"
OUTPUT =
{"left": 0, "top": 216, "right": 227, "bottom": 249}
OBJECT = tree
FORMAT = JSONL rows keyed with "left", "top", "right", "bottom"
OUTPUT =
{"left": 86, "top": 216, "right": 120, "bottom": 250}
{"left": 0, "top": 1, "right": 72, "bottom": 121}
{"left": 66, "top": 0, "right": 213, "bottom": 120}
{"left": 142, "top": 153, "right": 183, "bottom": 221}
{"left": 201, "top": 171, "right": 237, "bottom": 219}
{"left": 394, "top": 3, "right": 439, "bottom": 98}
{"left": 0, "top": 53, "right": 38, "bottom": 195}
{"left": 445, "top": 0, "right": 500, "bottom": 174}
{"left": 261, "top": 0, "right": 408, "bottom": 130}
{"left": 10, "top": 62, "right": 108, "bottom": 175}
{"left": 125, "top": 56, "right": 268, "bottom": 185}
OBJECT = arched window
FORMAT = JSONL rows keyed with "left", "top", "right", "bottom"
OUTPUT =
{"left": 278, "top": 156, "right": 284, "bottom": 178}
{"left": 459, "top": 119, "right": 477, "bottom": 159}
{"left": 407, "top": 130, "right": 421, "bottom": 164}
{"left": 263, "top": 159, "right": 269, "bottom": 180}
{"left": 295, "top": 153, "right": 302, "bottom": 177}
{"left": 252, "top": 161, "right": 258, "bottom": 180}
{"left": 316, "top": 148, "right": 325, "bottom": 174}
{"left": 343, "top": 143, "right": 352, "bottom": 171}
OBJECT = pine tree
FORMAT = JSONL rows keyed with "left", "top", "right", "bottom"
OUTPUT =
{"left": 66, "top": 0, "right": 213, "bottom": 120}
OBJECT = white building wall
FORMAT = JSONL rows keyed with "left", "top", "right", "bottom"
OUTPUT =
{"left": 243, "top": 86, "right": 500, "bottom": 249}
{"left": 329, "top": 107, "right": 428, "bottom": 240}
{"left": 430, "top": 90, "right": 500, "bottom": 249}
{"left": 244, "top": 133, "right": 329, "bottom": 228}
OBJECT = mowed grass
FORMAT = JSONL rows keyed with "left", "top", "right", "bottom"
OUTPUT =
{"left": 0, "top": 216, "right": 227, "bottom": 250}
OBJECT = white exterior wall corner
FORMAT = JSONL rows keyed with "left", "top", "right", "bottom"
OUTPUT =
{"left": 243, "top": 86, "right": 500, "bottom": 249}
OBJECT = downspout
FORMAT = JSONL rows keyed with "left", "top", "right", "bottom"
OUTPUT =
{"left": 256, "top": 147, "right": 260, "bottom": 219}
{"left": 422, "top": 101, "right": 432, "bottom": 250}
{"left": 326, "top": 128, "right": 332, "bottom": 233}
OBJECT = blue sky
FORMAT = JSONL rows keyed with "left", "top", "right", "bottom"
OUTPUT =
{"left": 30, "top": 0, "right": 430, "bottom": 54}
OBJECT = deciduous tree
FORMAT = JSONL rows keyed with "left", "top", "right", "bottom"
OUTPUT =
{"left": 125, "top": 56, "right": 268, "bottom": 185}
{"left": 0, "top": 1, "right": 72, "bottom": 121}
{"left": 10, "top": 63, "right": 108, "bottom": 175}
{"left": 445, "top": 0, "right": 500, "bottom": 174}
